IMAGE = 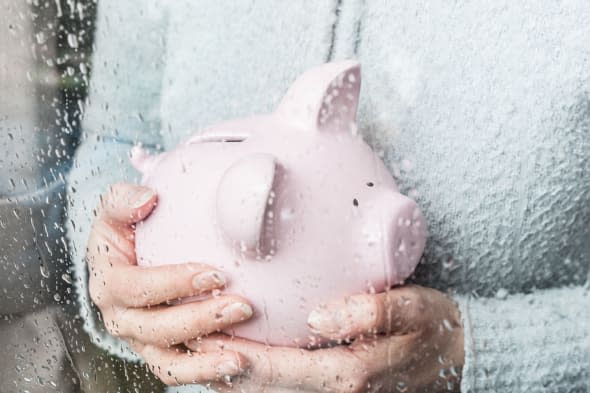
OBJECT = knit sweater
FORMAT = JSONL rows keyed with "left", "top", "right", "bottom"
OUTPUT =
{"left": 66, "top": 1, "right": 590, "bottom": 392}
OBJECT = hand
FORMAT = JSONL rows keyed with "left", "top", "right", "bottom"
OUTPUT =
{"left": 87, "top": 183, "right": 253, "bottom": 383}
{"left": 182, "top": 285, "right": 463, "bottom": 392}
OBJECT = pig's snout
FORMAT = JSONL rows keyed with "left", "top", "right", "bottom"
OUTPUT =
{"left": 356, "top": 190, "right": 427, "bottom": 285}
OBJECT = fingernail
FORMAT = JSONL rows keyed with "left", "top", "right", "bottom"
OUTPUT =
{"left": 221, "top": 303, "right": 253, "bottom": 323}
{"left": 216, "top": 359, "right": 244, "bottom": 376}
{"left": 133, "top": 189, "right": 155, "bottom": 208}
{"left": 192, "top": 271, "right": 226, "bottom": 291}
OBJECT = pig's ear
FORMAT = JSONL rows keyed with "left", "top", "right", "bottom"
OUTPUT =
{"left": 216, "top": 153, "right": 278, "bottom": 256}
{"left": 276, "top": 60, "right": 360, "bottom": 133}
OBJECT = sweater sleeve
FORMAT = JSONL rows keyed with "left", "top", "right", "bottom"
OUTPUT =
{"left": 455, "top": 285, "right": 590, "bottom": 393}
{"left": 66, "top": 0, "right": 166, "bottom": 360}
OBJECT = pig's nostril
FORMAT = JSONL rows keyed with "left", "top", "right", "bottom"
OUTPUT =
{"left": 353, "top": 198, "right": 359, "bottom": 207}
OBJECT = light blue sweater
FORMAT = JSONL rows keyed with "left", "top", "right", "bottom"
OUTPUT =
{"left": 67, "top": 1, "right": 590, "bottom": 392}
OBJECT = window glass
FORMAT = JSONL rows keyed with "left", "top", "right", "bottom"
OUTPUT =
{"left": 1, "top": 1, "right": 588, "bottom": 392}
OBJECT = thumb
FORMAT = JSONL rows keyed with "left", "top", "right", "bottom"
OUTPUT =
{"left": 307, "top": 286, "right": 426, "bottom": 340}
{"left": 87, "top": 183, "right": 157, "bottom": 268}
{"left": 96, "top": 182, "right": 157, "bottom": 226}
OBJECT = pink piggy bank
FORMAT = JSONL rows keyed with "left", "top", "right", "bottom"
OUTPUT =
{"left": 130, "top": 61, "right": 427, "bottom": 347}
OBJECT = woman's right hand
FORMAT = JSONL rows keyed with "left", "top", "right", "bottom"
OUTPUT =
{"left": 86, "top": 183, "right": 253, "bottom": 383}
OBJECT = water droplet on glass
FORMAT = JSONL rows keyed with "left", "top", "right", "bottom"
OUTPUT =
{"left": 442, "top": 319, "right": 454, "bottom": 331}
{"left": 280, "top": 207, "right": 295, "bottom": 221}
{"left": 61, "top": 273, "right": 73, "bottom": 284}
{"left": 396, "top": 381, "right": 408, "bottom": 392}
{"left": 40, "top": 264, "right": 50, "bottom": 278}
{"left": 67, "top": 33, "right": 78, "bottom": 48}
{"left": 35, "top": 31, "right": 46, "bottom": 44}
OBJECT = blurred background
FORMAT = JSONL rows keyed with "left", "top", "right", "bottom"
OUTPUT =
{"left": 0, "top": 0, "right": 162, "bottom": 391}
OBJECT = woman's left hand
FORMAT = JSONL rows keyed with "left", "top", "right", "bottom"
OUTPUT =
{"left": 178, "top": 285, "right": 464, "bottom": 392}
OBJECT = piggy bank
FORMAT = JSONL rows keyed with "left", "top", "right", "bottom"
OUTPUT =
{"left": 130, "top": 61, "right": 426, "bottom": 347}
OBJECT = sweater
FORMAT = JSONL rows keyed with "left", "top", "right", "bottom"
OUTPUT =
{"left": 66, "top": 1, "right": 590, "bottom": 392}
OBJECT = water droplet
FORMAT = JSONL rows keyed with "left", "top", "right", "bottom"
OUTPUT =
{"left": 442, "top": 319, "right": 454, "bottom": 331}
{"left": 61, "top": 273, "right": 73, "bottom": 284}
{"left": 35, "top": 32, "right": 46, "bottom": 44}
{"left": 40, "top": 264, "right": 50, "bottom": 278}
{"left": 67, "top": 33, "right": 78, "bottom": 48}
{"left": 280, "top": 207, "right": 295, "bottom": 221}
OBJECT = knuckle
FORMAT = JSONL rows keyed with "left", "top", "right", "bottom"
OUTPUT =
{"left": 393, "top": 288, "right": 426, "bottom": 322}
{"left": 138, "top": 348, "right": 178, "bottom": 386}
{"left": 408, "top": 291, "right": 427, "bottom": 319}
{"left": 115, "top": 280, "right": 143, "bottom": 306}
{"left": 342, "top": 361, "right": 368, "bottom": 393}
{"left": 88, "top": 281, "right": 109, "bottom": 308}
{"left": 151, "top": 366, "right": 178, "bottom": 386}
{"left": 102, "top": 309, "right": 127, "bottom": 338}
{"left": 104, "top": 318, "right": 123, "bottom": 337}
{"left": 110, "top": 268, "right": 148, "bottom": 307}
{"left": 329, "top": 369, "right": 368, "bottom": 393}
{"left": 320, "top": 351, "right": 367, "bottom": 393}
{"left": 158, "top": 373, "right": 178, "bottom": 386}
{"left": 148, "top": 362, "right": 181, "bottom": 386}
{"left": 130, "top": 272, "right": 161, "bottom": 305}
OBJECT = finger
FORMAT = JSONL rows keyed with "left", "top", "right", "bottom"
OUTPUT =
{"left": 130, "top": 341, "right": 249, "bottom": 386}
{"left": 96, "top": 182, "right": 157, "bottom": 226}
{"left": 307, "top": 285, "right": 429, "bottom": 339}
{"left": 107, "top": 263, "right": 227, "bottom": 308}
{"left": 87, "top": 183, "right": 157, "bottom": 271}
{"left": 188, "top": 335, "right": 363, "bottom": 392}
{"left": 106, "top": 297, "right": 253, "bottom": 346}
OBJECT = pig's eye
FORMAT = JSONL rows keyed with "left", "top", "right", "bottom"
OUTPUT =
{"left": 186, "top": 133, "right": 249, "bottom": 144}
{"left": 366, "top": 182, "right": 374, "bottom": 187}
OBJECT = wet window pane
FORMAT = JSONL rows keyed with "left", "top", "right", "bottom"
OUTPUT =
{"left": 1, "top": 1, "right": 588, "bottom": 392}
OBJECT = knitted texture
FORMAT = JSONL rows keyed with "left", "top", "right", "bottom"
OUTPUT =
{"left": 67, "top": 0, "right": 590, "bottom": 390}
{"left": 457, "top": 287, "right": 590, "bottom": 393}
